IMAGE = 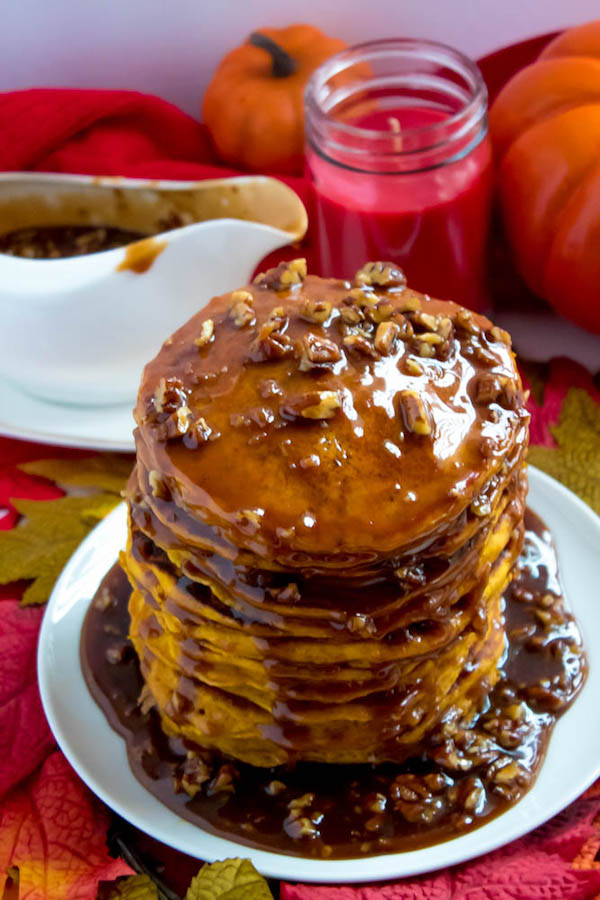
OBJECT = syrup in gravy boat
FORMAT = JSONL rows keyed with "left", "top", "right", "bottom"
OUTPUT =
{"left": 0, "top": 173, "right": 307, "bottom": 406}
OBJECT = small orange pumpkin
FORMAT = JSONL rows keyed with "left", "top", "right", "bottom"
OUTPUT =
{"left": 490, "top": 20, "right": 600, "bottom": 333}
{"left": 202, "top": 25, "right": 346, "bottom": 175}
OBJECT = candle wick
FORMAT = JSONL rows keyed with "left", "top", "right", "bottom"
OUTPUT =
{"left": 388, "top": 116, "right": 403, "bottom": 152}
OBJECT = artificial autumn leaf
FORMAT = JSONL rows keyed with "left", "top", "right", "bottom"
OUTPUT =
{"left": 103, "top": 874, "right": 159, "bottom": 899}
{"left": 0, "top": 599, "right": 54, "bottom": 799}
{"left": 0, "top": 493, "right": 120, "bottom": 606}
{"left": 529, "top": 388, "right": 600, "bottom": 516}
{"left": 21, "top": 454, "right": 132, "bottom": 496}
{"left": 0, "top": 751, "right": 132, "bottom": 899}
{"left": 185, "top": 859, "right": 273, "bottom": 900}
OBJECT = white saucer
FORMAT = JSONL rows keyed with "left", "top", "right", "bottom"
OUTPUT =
{"left": 38, "top": 467, "right": 600, "bottom": 883}
{"left": 0, "top": 375, "right": 135, "bottom": 451}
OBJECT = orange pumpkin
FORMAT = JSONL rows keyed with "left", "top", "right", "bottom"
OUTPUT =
{"left": 203, "top": 25, "right": 346, "bottom": 175}
{"left": 490, "top": 20, "right": 600, "bottom": 333}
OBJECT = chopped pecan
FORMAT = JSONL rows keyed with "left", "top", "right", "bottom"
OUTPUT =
{"left": 339, "top": 305, "right": 364, "bottom": 325}
{"left": 229, "top": 290, "right": 255, "bottom": 327}
{"left": 207, "top": 763, "right": 238, "bottom": 796}
{"left": 455, "top": 309, "right": 481, "bottom": 335}
{"left": 394, "top": 564, "right": 426, "bottom": 586}
{"left": 416, "top": 341, "right": 437, "bottom": 358}
{"left": 374, "top": 321, "right": 400, "bottom": 355}
{"left": 470, "top": 496, "right": 492, "bottom": 517}
{"left": 410, "top": 310, "right": 439, "bottom": 332}
{"left": 269, "top": 582, "right": 302, "bottom": 604}
{"left": 250, "top": 325, "right": 294, "bottom": 361}
{"left": 299, "top": 332, "right": 342, "bottom": 371}
{"left": 347, "top": 287, "right": 378, "bottom": 307}
{"left": 194, "top": 319, "right": 214, "bottom": 348}
{"left": 255, "top": 258, "right": 307, "bottom": 290}
{"left": 355, "top": 261, "right": 407, "bottom": 288}
{"left": 456, "top": 776, "right": 486, "bottom": 813}
{"left": 390, "top": 772, "right": 452, "bottom": 824}
{"left": 281, "top": 390, "right": 342, "bottom": 421}
{"left": 300, "top": 298, "right": 332, "bottom": 323}
{"left": 398, "top": 390, "right": 431, "bottom": 435}
{"left": 153, "top": 376, "right": 186, "bottom": 415}
{"left": 236, "top": 508, "right": 263, "bottom": 534}
{"left": 174, "top": 751, "right": 212, "bottom": 798}
{"left": 181, "top": 416, "right": 216, "bottom": 449}
{"left": 148, "top": 470, "right": 170, "bottom": 500}
{"left": 473, "top": 373, "right": 518, "bottom": 408}
{"left": 347, "top": 613, "right": 376, "bottom": 635}
{"left": 489, "top": 325, "right": 512, "bottom": 346}
{"left": 404, "top": 356, "right": 424, "bottom": 376}
{"left": 365, "top": 300, "right": 395, "bottom": 323}
{"left": 343, "top": 333, "right": 379, "bottom": 358}
{"left": 284, "top": 814, "right": 319, "bottom": 840}
{"left": 265, "top": 780, "right": 286, "bottom": 796}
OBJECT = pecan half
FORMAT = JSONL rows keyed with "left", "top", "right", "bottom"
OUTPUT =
{"left": 355, "top": 261, "right": 407, "bottom": 288}
{"left": 299, "top": 332, "right": 342, "bottom": 370}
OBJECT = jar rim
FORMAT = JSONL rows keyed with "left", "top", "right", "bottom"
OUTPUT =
{"left": 305, "top": 37, "right": 487, "bottom": 152}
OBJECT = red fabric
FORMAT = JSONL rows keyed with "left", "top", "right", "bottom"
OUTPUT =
{"left": 0, "top": 87, "right": 311, "bottom": 215}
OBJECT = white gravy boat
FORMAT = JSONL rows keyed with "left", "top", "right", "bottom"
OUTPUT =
{"left": 0, "top": 173, "right": 307, "bottom": 406}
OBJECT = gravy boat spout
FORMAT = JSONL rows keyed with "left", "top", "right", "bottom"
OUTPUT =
{"left": 0, "top": 173, "right": 308, "bottom": 406}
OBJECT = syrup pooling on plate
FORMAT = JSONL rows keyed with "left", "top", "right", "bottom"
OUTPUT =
{"left": 81, "top": 511, "right": 586, "bottom": 859}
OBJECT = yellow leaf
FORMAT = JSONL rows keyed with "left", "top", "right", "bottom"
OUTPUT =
{"left": 0, "top": 494, "right": 120, "bottom": 606}
{"left": 184, "top": 859, "right": 273, "bottom": 900}
{"left": 21, "top": 455, "right": 132, "bottom": 496}
{"left": 104, "top": 873, "right": 159, "bottom": 899}
{"left": 529, "top": 388, "right": 600, "bottom": 516}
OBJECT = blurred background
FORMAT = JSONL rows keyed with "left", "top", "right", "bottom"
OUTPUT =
{"left": 2, "top": 0, "right": 600, "bottom": 114}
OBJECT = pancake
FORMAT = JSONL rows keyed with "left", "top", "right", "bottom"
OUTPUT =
{"left": 122, "top": 258, "right": 530, "bottom": 772}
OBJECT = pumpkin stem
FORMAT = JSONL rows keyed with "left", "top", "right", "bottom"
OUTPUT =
{"left": 249, "top": 32, "right": 297, "bottom": 78}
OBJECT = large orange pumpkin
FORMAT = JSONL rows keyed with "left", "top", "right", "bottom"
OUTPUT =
{"left": 490, "top": 20, "right": 600, "bottom": 333}
{"left": 203, "top": 25, "right": 346, "bottom": 175}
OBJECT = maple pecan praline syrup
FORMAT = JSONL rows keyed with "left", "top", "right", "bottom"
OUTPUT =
{"left": 82, "top": 259, "right": 586, "bottom": 858}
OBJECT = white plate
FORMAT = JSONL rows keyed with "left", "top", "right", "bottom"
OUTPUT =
{"left": 38, "top": 467, "right": 600, "bottom": 883}
{"left": 0, "top": 375, "right": 135, "bottom": 452}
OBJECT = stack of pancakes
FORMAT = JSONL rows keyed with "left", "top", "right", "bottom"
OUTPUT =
{"left": 123, "top": 259, "right": 530, "bottom": 770}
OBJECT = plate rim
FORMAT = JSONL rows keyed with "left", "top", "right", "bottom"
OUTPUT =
{"left": 0, "top": 374, "right": 135, "bottom": 452}
{"left": 37, "top": 466, "right": 600, "bottom": 883}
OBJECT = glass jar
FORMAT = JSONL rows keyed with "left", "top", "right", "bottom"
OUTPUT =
{"left": 305, "top": 38, "right": 493, "bottom": 310}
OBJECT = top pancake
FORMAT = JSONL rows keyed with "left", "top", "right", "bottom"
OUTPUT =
{"left": 134, "top": 260, "right": 529, "bottom": 563}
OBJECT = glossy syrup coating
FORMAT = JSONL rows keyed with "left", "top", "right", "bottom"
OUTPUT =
{"left": 134, "top": 260, "right": 529, "bottom": 563}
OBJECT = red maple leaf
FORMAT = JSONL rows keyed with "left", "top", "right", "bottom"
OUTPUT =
{"left": 0, "top": 751, "right": 133, "bottom": 899}
{"left": 0, "top": 599, "right": 54, "bottom": 799}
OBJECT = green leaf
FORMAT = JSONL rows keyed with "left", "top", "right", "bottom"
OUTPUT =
{"left": 184, "top": 859, "right": 273, "bottom": 900}
{"left": 104, "top": 874, "right": 159, "bottom": 899}
{"left": 0, "top": 494, "right": 120, "bottom": 605}
{"left": 529, "top": 388, "right": 600, "bottom": 516}
{"left": 21, "top": 454, "right": 132, "bottom": 496}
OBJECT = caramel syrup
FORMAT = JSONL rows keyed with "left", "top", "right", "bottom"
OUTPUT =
{"left": 81, "top": 511, "right": 586, "bottom": 859}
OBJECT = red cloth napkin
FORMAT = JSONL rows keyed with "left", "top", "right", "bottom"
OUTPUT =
{"left": 0, "top": 87, "right": 310, "bottom": 211}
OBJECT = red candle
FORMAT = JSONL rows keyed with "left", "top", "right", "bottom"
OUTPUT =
{"left": 305, "top": 40, "right": 493, "bottom": 311}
